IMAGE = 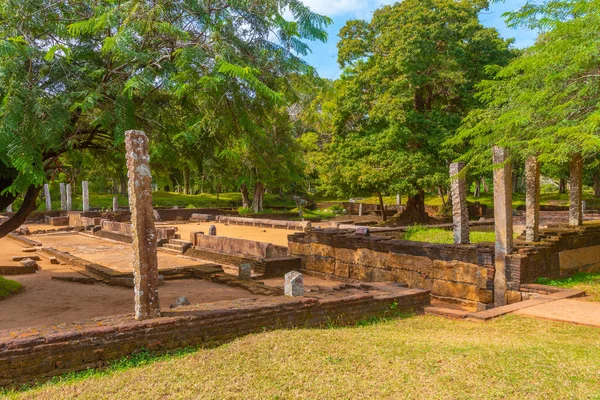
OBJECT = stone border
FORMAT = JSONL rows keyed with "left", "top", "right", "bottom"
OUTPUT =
{"left": 0, "top": 286, "right": 429, "bottom": 388}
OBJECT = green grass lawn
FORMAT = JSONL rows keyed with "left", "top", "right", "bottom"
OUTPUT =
{"left": 537, "top": 272, "right": 600, "bottom": 302}
{"left": 5, "top": 315, "right": 600, "bottom": 399}
{"left": 403, "top": 226, "right": 500, "bottom": 244}
{"left": 0, "top": 277, "right": 22, "bottom": 300}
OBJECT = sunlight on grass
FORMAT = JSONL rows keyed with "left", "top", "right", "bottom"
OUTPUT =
{"left": 537, "top": 272, "right": 600, "bottom": 302}
{"left": 6, "top": 315, "right": 600, "bottom": 399}
{"left": 0, "top": 277, "right": 21, "bottom": 300}
{"left": 403, "top": 226, "right": 498, "bottom": 244}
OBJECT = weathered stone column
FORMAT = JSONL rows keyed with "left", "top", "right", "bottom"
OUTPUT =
{"left": 569, "top": 154, "right": 583, "bottom": 226}
{"left": 358, "top": 203, "right": 363, "bottom": 217}
{"left": 43, "top": 184, "right": 52, "bottom": 211}
{"left": 113, "top": 196, "right": 118, "bottom": 212}
{"left": 82, "top": 181, "right": 89, "bottom": 212}
{"left": 492, "top": 147, "right": 513, "bottom": 307}
{"left": 396, "top": 194, "right": 401, "bottom": 206}
{"left": 59, "top": 183, "right": 66, "bottom": 211}
{"left": 525, "top": 156, "right": 540, "bottom": 242}
{"left": 450, "top": 162, "right": 469, "bottom": 244}
{"left": 125, "top": 130, "right": 161, "bottom": 320}
{"left": 66, "top": 184, "right": 72, "bottom": 211}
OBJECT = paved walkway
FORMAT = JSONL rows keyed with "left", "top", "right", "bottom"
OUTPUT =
{"left": 515, "top": 298, "right": 600, "bottom": 327}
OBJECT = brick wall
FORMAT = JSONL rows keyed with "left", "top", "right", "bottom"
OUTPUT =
{"left": 0, "top": 288, "right": 428, "bottom": 388}
{"left": 288, "top": 229, "right": 494, "bottom": 310}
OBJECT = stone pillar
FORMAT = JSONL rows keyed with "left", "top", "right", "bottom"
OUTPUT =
{"left": 569, "top": 154, "right": 583, "bottom": 226}
{"left": 284, "top": 271, "right": 304, "bottom": 297}
{"left": 358, "top": 203, "right": 363, "bottom": 217}
{"left": 113, "top": 196, "right": 119, "bottom": 212}
{"left": 43, "top": 184, "right": 52, "bottom": 211}
{"left": 492, "top": 147, "right": 513, "bottom": 307}
{"left": 125, "top": 130, "right": 161, "bottom": 320}
{"left": 525, "top": 156, "right": 540, "bottom": 242}
{"left": 396, "top": 194, "right": 401, "bottom": 206}
{"left": 449, "top": 162, "right": 469, "bottom": 244}
{"left": 82, "top": 181, "right": 89, "bottom": 212}
{"left": 238, "top": 263, "right": 251, "bottom": 280}
{"left": 59, "top": 183, "right": 66, "bottom": 211}
{"left": 6, "top": 204, "right": 12, "bottom": 213}
{"left": 66, "top": 184, "right": 72, "bottom": 211}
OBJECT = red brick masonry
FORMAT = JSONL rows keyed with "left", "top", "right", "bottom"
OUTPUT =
{"left": 0, "top": 285, "right": 429, "bottom": 388}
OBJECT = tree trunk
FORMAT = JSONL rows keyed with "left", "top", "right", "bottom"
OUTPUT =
{"left": 119, "top": 175, "right": 128, "bottom": 196}
{"left": 377, "top": 191, "right": 387, "bottom": 222}
{"left": 512, "top": 172, "right": 518, "bottom": 193}
{"left": 252, "top": 182, "right": 264, "bottom": 213}
{"left": 481, "top": 176, "right": 489, "bottom": 193}
{"left": 240, "top": 183, "right": 250, "bottom": 209}
{"left": 400, "top": 189, "right": 427, "bottom": 224}
{"left": 594, "top": 174, "right": 600, "bottom": 198}
{"left": 216, "top": 184, "right": 221, "bottom": 200}
{"left": 183, "top": 166, "right": 190, "bottom": 195}
{"left": 474, "top": 179, "right": 481, "bottom": 197}
{"left": 0, "top": 185, "right": 42, "bottom": 239}
{"left": 559, "top": 178, "right": 567, "bottom": 194}
{"left": 438, "top": 186, "right": 446, "bottom": 205}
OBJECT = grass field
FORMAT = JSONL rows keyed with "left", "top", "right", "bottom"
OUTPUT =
{"left": 0, "top": 277, "right": 21, "bottom": 300}
{"left": 5, "top": 315, "right": 600, "bottom": 399}
{"left": 538, "top": 272, "right": 600, "bottom": 302}
{"left": 403, "top": 226, "right": 501, "bottom": 244}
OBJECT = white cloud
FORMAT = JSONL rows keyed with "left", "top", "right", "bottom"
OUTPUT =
{"left": 300, "top": 0, "right": 397, "bottom": 18}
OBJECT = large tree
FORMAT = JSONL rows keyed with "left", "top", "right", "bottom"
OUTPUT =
{"left": 0, "top": 0, "right": 331, "bottom": 237}
{"left": 320, "top": 0, "right": 513, "bottom": 222}
{"left": 453, "top": 0, "right": 600, "bottom": 171}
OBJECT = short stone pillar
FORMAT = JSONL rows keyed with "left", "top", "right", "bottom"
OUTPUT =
{"left": 449, "top": 162, "right": 469, "bottom": 244}
{"left": 525, "top": 156, "right": 540, "bottom": 242}
{"left": 113, "top": 196, "right": 119, "bottom": 212}
{"left": 396, "top": 193, "right": 401, "bottom": 206}
{"left": 43, "top": 184, "right": 52, "bottom": 211}
{"left": 209, "top": 225, "right": 217, "bottom": 236}
{"left": 284, "top": 271, "right": 304, "bottom": 297}
{"left": 358, "top": 203, "right": 363, "bottom": 216}
{"left": 569, "top": 154, "right": 583, "bottom": 226}
{"left": 6, "top": 203, "right": 12, "bottom": 213}
{"left": 59, "top": 183, "right": 66, "bottom": 211}
{"left": 82, "top": 181, "right": 89, "bottom": 212}
{"left": 238, "top": 263, "right": 252, "bottom": 280}
{"left": 66, "top": 184, "right": 72, "bottom": 211}
{"left": 492, "top": 147, "right": 513, "bottom": 307}
{"left": 125, "top": 130, "right": 161, "bottom": 320}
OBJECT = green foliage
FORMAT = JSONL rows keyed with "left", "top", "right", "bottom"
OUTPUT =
{"left": 315, "top": 0, "right": 514, "bottom": 200}
{"left": 403, "top": 226, "right": 501, "bottom": 244}
{"left": 0, "top": 276, "right": 21, "bottom": 300}
{"left": 454, "top": 0, "right": 600, "bottom": 169}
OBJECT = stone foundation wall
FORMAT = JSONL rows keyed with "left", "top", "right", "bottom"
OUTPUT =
{"left": 100, "top": 220, "right": 177, "bottom": 241}
{"left": 0, "top": 289, "right": 428, "bottom": 388}
{"left": 190, "top": 233, "right": 288, "bottom": 260}
{"left": 216, "top": 216, "right": 311, "bottom": 232}
{"left": 511, "top": 225, "right": 600, "bottom": 283}
{"left": 288, "top": 229, "right": 495, "bottom": 309}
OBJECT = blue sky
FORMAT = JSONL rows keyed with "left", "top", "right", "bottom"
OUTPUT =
{"left": 300, "top": 0, "right": 538, "bottom": 79}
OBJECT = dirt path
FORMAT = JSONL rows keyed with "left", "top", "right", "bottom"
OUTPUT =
{"left": 515, "top": 298, "right": 600, "bottom": 327}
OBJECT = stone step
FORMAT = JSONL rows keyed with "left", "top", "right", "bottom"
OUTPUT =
{"left": 424, "top": 306, "right": 470, "bottom": 319}
{"left": 158, "top": 247, "right": 180, "bottom": 255}
{"left": 163, "top": 243, "right": 182, "bottom": 250}
{"left": 169, "top": 239, "right": 192, "bottom": 246}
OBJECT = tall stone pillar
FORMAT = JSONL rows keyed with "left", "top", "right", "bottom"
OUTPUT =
{"left": 396, "top": 194, "right": 401, "bottom": 206}
{"left": 569, "top": 154, "right": 583, "bottom": 226}
{"left": 449, "top": 162, "right": 469, "bottom": 244}
{"left": 113, "top": 196, "right": 119, "bottom": 212}
{"left": 44, "top": 184, "right": 52, "bottom": 211}
{"left": 59, "top": 183, "right": 66, "bottom": 211}
{"left": 358, "top": 203, "right": 363, "bottom": 216}
{"left": 66, "top": 184, "right": 72, "bottom": 211}
{"left": 125, "top": 130, "right": 161, "bottom": 320}
{"left": 82, "top": 181, "right": 89, "bottom": 212}
{"left": 492, "top": 147, "right": 513, "bottom": 307}
{"left": 525, "top": 156, "right": 540, "bottom": 242}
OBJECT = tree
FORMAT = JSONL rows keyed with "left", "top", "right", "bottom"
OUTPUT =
{"left": 320, "top": 0, "right": 513, "bottom": 223}
{"left": 0, "top": 0, "right": 331, "bottom": 237}
{"left": 453, "top": 0, "right": 600, "bottom": 171}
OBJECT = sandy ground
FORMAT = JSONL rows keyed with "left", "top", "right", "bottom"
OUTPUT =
{"left": 514, "top": 298, "right": 600, "bottom": 327}
{"left": 0, "top": 237, "right": 268, "bottom": 330}
{"left": 169, "top": 222, "right": 295, "bottom": 247}
{"left": 35, "top": 233, "right": 195, "bottom": 272}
